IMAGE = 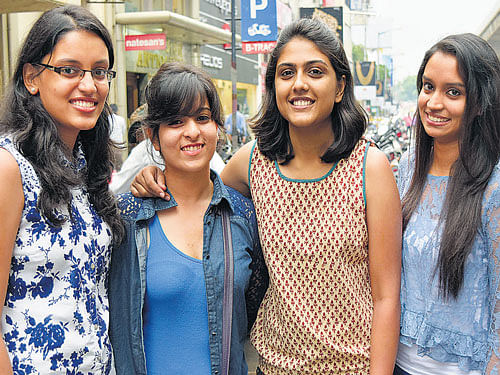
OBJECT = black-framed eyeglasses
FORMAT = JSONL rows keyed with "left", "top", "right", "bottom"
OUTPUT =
{"left": 34, "top": 63, "right": 116, "bottom": 83}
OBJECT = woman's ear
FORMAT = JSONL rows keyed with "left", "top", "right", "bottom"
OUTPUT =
{"left": 22, "top": 63, "right": 39, "bottom": 95}
{"left": 335, "top": 75, "right": 346, "bottom": 103}
{"left": 146, "top": 128, "right": 161, "bottom": 151}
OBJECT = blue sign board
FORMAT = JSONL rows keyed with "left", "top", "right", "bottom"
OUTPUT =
{"left": 241, "top": 0, "right": 278, "bottom": 42}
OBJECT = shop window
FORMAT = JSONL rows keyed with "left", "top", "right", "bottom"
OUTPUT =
{"left": 125, "top": 0, "right": 168, "bottom": 11}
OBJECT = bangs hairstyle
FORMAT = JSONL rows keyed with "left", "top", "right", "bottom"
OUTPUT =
{"left": 403, "top": 33, "right": 500, "bottom": 299}
{"left": 251, "top": 18, "right": 367, "bottom": 164}
{"left": 143, "top": 62, "right": 223, "bottom": 141}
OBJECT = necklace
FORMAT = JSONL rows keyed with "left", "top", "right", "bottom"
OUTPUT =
{"left": 355, "top": 61, "right": 375, "bottom": 86}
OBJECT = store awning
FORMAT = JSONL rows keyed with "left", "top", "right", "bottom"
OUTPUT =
{"left": 0, "top": 0, "right": 63, "bottom": 13}
{"left": 115, "top": 10, "right": 241, "bottom": 45}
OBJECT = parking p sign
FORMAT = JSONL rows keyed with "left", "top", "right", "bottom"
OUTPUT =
{"left": 241, "top": 0, "right": 278, "bottom": 42}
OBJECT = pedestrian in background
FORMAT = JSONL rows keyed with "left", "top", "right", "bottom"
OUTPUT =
{"left": 131, "top": 18, "right": 402, "bottom": 375}
{"left": 108, "top": 103, "right": 127, "bottom": 169}
{"left": 225, "top": 103, "right": 248, "bottom": 149}
{"left": 0, "top": 5, "right": 124, "bottom": 374}
{"left": 109, "top": 62, "right": 268, "bottom": 375}
{"left": 395, "top": 34, "right": 500, "bottom": 375}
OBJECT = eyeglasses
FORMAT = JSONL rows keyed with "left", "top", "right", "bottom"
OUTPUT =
{"left": 34, "top": 63, "right": 116, "bottom": 83}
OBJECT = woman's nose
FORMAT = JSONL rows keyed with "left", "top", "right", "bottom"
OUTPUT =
{"left": 184, "top": 118, "right": 201, "bottom": 138}
{"left": 293, "top": 71, "right": 309, "bottom": 92}
{"left": 77, "top": 71, "right": 98, "bottom": 93}
{"left": 426, "top": 92, "right": 444, "bottom": 110}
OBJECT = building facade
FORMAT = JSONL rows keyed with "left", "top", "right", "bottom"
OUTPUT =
{"left": 0, "top": 0, "right": 258, "bottom": 125}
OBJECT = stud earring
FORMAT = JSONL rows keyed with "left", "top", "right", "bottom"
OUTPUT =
{"left": 31, "top": 88, "right": 36, "bottom": 93}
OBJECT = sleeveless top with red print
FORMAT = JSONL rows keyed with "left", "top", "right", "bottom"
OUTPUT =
{"left": 249, "top": 138, "right": 373, "bottom": 375}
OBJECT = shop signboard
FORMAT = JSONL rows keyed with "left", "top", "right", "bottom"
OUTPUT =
{"left": 125, "top": 34, "right": 166, "bottom": 51}
{"left": 202, "top": 0, "right": 231, "bottom": 16}
{"left": 242, "top": 41, "right": 277, "bottom": 55}
{"left": 241, "top": 0, "right": 278, "bottom": 42}
{"left": 300, "top": 7, "right": 343, "bottom": 42}
{"left": 354, "top": 61, "right": 376, "bottom": 86}
{"left": 376, "top": 80, "right": 384, "bottom": 97}
{"left": 200, "top": 45, "right": 258, "bottom": 85}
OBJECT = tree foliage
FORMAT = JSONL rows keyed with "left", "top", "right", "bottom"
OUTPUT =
{"left": 352, "top": 44, "right": 366, "bottom": 62}
{"left": 393, "top": 75, "right": 418, "bottom": 102}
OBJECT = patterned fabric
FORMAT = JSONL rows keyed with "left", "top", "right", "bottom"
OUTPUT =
{"left": 397, "top": 152, "right": 500, "bottom": 374}
{"left": 0, "top": 135, "right": 113, "bottom": 375}
{"left": 249, "top": 139, "right": 372, "bottom": 375}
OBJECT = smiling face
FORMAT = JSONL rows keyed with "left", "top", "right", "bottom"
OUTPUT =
{"left": 23, "top": 30, "right": 110, "bottom": 149}
{"left": 418, "top": 51, "right": 466, "bottom": 145}
{"left": 152, "top": 98, "right": 218, "bottom": 175}
{"left": 274, "top": 37, "right": 345, "bottom": 133}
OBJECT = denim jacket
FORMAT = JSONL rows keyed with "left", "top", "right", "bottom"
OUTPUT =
{"left": 109, "top": 171, "right": 268, "bottom": 375}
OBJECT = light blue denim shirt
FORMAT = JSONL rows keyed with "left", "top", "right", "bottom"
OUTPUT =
{"left": 108, "top": 171, "right": 268, "bottom": 375}
{"left": 397, "top": 152, "right": 500, "bottom": 374}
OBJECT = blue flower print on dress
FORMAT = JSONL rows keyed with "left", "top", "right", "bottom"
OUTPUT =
{"left": 24, "top": 316, "right": 67, "bottom": 359}
{"left": 0, "top": 135, "right": 113, "bottom": 374}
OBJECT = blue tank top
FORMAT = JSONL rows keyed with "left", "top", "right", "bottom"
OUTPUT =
{"left": 143, "top": 214, "right": 211, "bottom": 374}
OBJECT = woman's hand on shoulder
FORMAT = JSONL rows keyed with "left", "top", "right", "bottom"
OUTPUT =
{"left": 130, "top": 166, "right": 167, "bottom": 199}
{"left": 129, "top": 140, "right": 254, "bottom": 200}
{"left": 220, "top": 141, "right": 254, "bottom": 198}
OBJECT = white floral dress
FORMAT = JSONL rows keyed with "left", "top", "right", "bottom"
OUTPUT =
{"left": 0, "top": 136, "right": 113, "bottom": 374}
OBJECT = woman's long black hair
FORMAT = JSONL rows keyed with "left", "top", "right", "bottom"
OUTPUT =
{"left": 402, "top": 33, "right": 500, "bottom": 299}
{"left": 0, "top": 5, "right": 124, "bottom": 244}
{"left": 251, "top": 18, "right": 367, "bottom": 164}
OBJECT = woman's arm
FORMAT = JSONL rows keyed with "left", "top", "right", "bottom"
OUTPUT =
{"left": 130, "top": 141, "right": 254, "bottom": 199}
{"left": 220, "top": 142, "right": 253, "bottom": 198}
{"left": 0, "top": 149, "right": 24, "bottom": 375}
{"left": 365, "top": 147, "right": 402, "bottom": 375}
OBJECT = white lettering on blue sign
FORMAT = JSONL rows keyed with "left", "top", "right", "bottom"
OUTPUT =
{"left": 247, "top": 23, "right": 271, "bottom": 36}
{"left": 250, "top": 0, "right": 268, "bottom": 18}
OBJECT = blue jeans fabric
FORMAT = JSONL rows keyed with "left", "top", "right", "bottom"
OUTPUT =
{"left": 108, "top": 171, "right": 268, "bottom": 375}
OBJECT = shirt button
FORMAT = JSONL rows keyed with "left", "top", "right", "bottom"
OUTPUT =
{"left": 215, "top": 371, "right": 219, "bottom": 375}
{"left": 212, "top": 331, "right": 217, "bottom": 336}
{"left": 206, "top": 254, "right": 210, "bottom": 260}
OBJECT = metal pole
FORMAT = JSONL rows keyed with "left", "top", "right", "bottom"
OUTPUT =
{"left": 230, "top": 0, "right": 237, "bottom": 152}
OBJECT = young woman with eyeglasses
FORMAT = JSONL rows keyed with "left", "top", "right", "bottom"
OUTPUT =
{"left": 0, "top": 5, "right": 124, "bottom": 374}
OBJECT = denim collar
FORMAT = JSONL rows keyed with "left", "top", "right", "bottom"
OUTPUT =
{"left": 134, "top": 170, "right": 233, "bottom": 221}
